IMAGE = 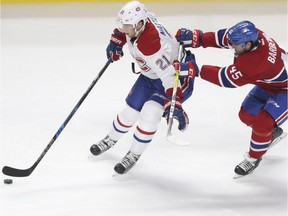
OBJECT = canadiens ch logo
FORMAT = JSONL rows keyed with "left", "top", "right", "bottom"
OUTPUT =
{"left": 136, "top": 57, "right": 151, "bottom": 72}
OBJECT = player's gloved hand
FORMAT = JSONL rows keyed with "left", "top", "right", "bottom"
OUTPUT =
{"left": 164, "top": 88, "right": 189, "bottom": 131}
{"left": 173, "top": 50, "right": 199, "bottom": 78}
{"left": 106, "top": 28, "right": 126, "bottom": 63}
{"left": 175, "top": 28, "right": 203, "bottom": 48}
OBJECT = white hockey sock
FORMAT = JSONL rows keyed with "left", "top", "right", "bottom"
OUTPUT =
{"left": 108, "top": 104, "right": 140, "bottom": 141}
{"left": 130, "top": 100, "right": 163, "bottom": 155}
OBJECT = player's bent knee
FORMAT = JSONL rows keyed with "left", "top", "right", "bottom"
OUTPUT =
{"left": 118, "top": 104, "right": 140, "bottom": 126}
{"left": 138, "top": 100, "right": 163, "bottom": 131}
{"left": 252, "top": 110, "right": 275, "bottom": 136}
{"left": 238, "top": 107, "right": 256, "bottom": 127}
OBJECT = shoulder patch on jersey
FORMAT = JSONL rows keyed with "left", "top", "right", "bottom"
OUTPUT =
{"left": 137, "top": 21, "right": 161, "bottom": 56}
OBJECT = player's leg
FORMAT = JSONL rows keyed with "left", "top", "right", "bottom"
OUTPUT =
{"left": 238, "top": 86, "right": 268, "bottom": 126}
{"left": 248, "top": 93, "right": 287, "bottom": 158}
{"left": 235, "top": 92, "right": 287, "bottom": 177}
{"left": 114, "top": 80, "right": 165, "bottom": 174}
{"left": 114, "top": 100, "right": 163, "bottom": 174}
{"left": 90, "top": 75, "right": 150, "bottom": 156}
{"left": 90, "top": 104, "right": 139, "bottom": 155}
{"left": 265, "top": 93, "right": 287, "bottom": 147}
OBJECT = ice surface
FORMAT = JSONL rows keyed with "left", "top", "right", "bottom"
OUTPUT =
{"left": 1, "top": 2, "right": 287, "bottom": 216}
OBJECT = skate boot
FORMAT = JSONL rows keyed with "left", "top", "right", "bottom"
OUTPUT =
{"left": 269, "top": 126, "right": 283, "bottom": 148}
{"left": 234, "top": 153, "right": 262, "bottom": 178}
{"left": 114, "top": 151, "right": 140, "bottom": 174}
{"left": 90, "top": 135, "right": 117, "bottom": 156}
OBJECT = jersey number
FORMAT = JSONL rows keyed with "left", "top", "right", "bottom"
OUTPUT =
{"left": 230, "top": 66, "right": 243, "bottom": 80}
{"left": 156, "top": 55, "right": 170, "bottom": 70}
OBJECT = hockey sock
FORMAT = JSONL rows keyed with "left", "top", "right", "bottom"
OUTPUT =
{"left": 249, "top": 110, "right": 275, "bottom": 159}
{"left": 130, "top": 100, "right": 163, "bottom": 155}
{"left": 108, "top": 104, "right": 140, "bottom": 141}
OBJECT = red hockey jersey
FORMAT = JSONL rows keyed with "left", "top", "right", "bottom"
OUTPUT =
{"left": 200, "top": 29, "right": 287, "bottom": 94}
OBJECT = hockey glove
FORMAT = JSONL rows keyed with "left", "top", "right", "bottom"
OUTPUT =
{"left": 175, "top": 28, "right": 203, "bottom": 48}
{"left": 173, "top": 50, "right": 199, "bottom": 78}
{"left": 106, "top": 28, "right": 126, "bottom": 63}
{"left": 164, "top": 88, "right": 189, "bottom": 131}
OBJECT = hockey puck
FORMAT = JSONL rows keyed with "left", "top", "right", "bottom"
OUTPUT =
{"left": 4, "top": 179, "right": 13, "bottom": 184}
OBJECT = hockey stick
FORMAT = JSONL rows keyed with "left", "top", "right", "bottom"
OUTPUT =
{"left": 166, "top": 43, "right": 191, "bottom": 146}
{"left": 2, "top": 60, "right": 111, "bottom": 177}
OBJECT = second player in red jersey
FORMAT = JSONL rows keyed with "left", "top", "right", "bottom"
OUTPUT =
{"left": 176, "top": 20, "right": 287, "bottom": 178}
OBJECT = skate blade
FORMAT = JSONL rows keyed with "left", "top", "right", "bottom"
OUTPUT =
{"left": 112, "top": 172, "right": 119, "bottom": 177}
{"left": 112, "top": 171, "right": 126, "bottom": 177}
{"left": 233, "top": 172, "right": 255, "bottom": 179}
{"left": 233, "top": 174, "right": 245, "bottom": 179}
{"left": 269, "top": 132, "right": 287, "bottom": 149}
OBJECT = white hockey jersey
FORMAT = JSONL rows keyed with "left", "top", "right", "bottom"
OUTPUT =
{"left": 125, "top": 13, "right": 180, "bottom": 92}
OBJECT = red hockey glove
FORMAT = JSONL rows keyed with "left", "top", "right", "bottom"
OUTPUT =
{"left": 164, "top": 88, "right": 189, "bottom": 131}
{"left": 175, "top": 28, "right": 203, "bottom": 48}
{"left": 106, "top": 28, "right": 126, "bottom": 63}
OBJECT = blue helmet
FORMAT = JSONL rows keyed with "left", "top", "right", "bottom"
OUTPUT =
{"left": 227, "top": 21, "right": 258, "bottom": 46}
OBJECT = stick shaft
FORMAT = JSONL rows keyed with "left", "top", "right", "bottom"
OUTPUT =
{"left": 2, "top": 60, "right": 111, "bottom": 177}
{"left": 167, "top": 44, "right": 183, "bottom": 136}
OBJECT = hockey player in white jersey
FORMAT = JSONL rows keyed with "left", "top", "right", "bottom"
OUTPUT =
{"left": 90, "top": 1, "right": 198, "bottom": 174}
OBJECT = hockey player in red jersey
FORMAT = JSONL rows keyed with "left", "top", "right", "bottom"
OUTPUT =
{"left": 175, "top": 20, "right": 287, "bottom": 177}
{"left": 90, "top": 1, "right": 198, "bottom": 174}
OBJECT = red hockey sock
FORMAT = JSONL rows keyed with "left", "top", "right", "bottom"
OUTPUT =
{"left": 249, "top": 110, "right": 275, "bottom": 159}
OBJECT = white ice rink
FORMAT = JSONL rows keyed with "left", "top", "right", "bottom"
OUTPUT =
{"left": 1, "top": 1, "right": 287, "bottom": 216}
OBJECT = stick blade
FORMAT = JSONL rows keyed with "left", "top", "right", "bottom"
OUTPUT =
{"left": 2, "top": 166, "right": 32, "bottom": 177}
{"left": 166, "top": 134, "right": 192, "bottom": 146}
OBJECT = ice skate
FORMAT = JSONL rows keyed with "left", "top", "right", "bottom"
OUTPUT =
{"left": 268, "top": 126, "right": 287, "bottom": 149}
{"left": 90, "top": 135, "right": 117, "bottom": 156}
{"left": 114, "top": 151, "right": 140, "bottom": 174}
{"left": 234, "top": 153, "right": 262, "bottom": 179}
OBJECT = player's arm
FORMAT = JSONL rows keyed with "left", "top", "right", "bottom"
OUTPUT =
{"left": 175, "top": 28, "right": 230, "bottom": 49}
{"left": 200, "top": 64, "right": 247, "bottom": 88}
